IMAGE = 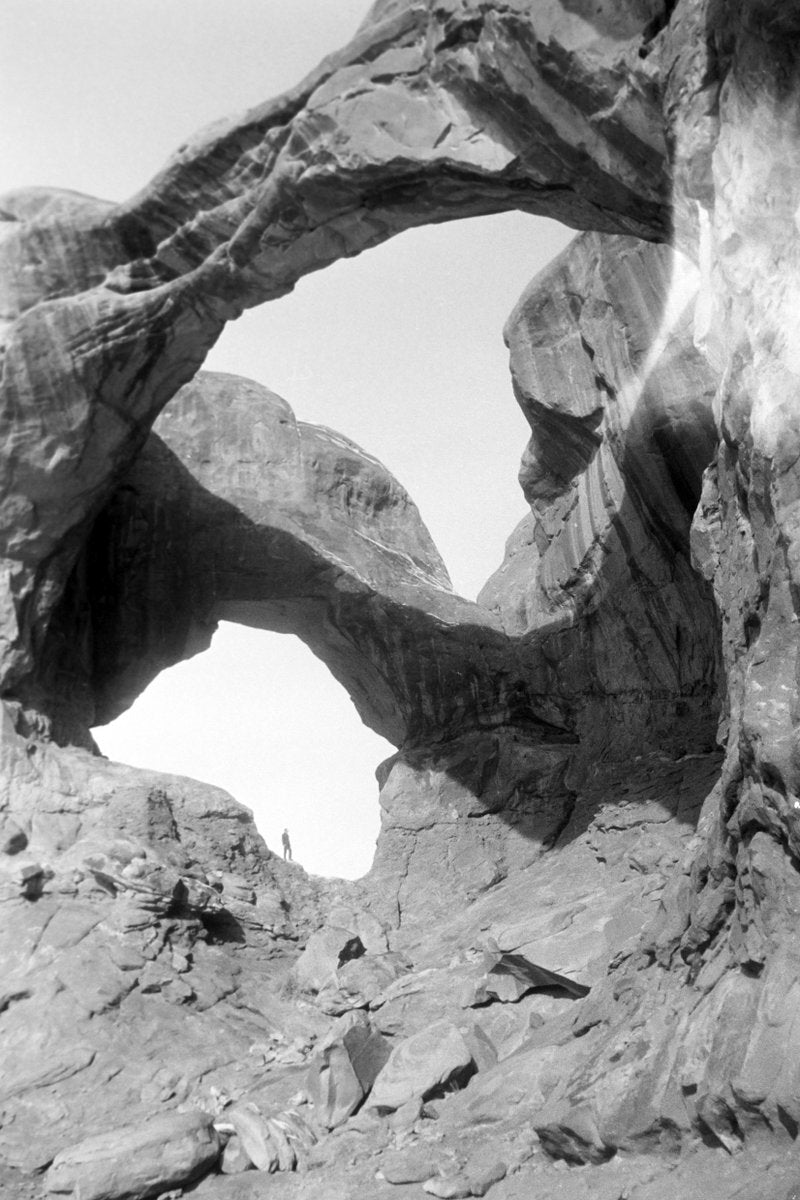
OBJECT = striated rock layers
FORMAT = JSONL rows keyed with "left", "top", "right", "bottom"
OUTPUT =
{"left": 3, "top": 0, "right": 800, "bottom": 1194}
{"left": 0, "top": 0, "right": 670, "bottom": 710}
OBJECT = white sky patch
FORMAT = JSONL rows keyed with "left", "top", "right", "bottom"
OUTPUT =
{"left": 94, "top": 623, "right": 394, "bottom": 880}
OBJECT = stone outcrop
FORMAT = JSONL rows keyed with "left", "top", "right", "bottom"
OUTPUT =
{"left": 0, "top": 700, "right": 360, "bottom": 1175}
{"left": 44, "top": 1111, "right": 220, "bottom": 1200}
{"left": 4, "top": 0, "right": 800, "bottom": 1197}
{"left": 481, "top": 231, "right": 720, "bottom": 754}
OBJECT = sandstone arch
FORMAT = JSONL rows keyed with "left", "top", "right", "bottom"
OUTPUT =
{"left": 0, "top": 0, "right": 670, "bottom": 699}
{"left": 3, "top": 0, "right": 800, "bottom": 1180}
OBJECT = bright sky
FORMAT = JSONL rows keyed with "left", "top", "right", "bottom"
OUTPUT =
{"left": 2, "top": 0, "right": 573, "bottom": 878}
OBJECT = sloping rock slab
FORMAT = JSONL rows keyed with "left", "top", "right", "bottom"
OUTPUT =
{"left": 307, "top": 1012, "right": 390, "bottom": 1129}
{"left": 367, "top": 1020, "right": 474, "bottom": 1113}
{"left": 45, "top": 1110, "right": 220, "bottom": 1200}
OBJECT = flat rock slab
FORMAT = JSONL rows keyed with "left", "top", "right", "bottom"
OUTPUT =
{"left": 45, "top": 1110, "right": 220, "bottom": 1200}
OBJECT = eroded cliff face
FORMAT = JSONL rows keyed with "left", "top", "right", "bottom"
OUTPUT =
{"left": 0, "top": 0, "right": 671, "bottom": 710}
{"left": 367, "top": 231, "right": 722, "bottom": 933}
{"left": 3, "top": 0, "right": 800, "bottom": 1194}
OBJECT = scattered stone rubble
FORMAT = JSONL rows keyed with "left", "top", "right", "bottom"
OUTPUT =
{"left": 37, "top": 919, "right": 572, "bottom": 1198}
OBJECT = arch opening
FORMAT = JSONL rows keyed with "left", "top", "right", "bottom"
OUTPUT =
{"left": 203, "top": 210, "right": 574, "bottom": 601}
{"left": 93, "top": 622, "right": 393, "bottom": 880}
{"left": 87, "top": 211, "right": 575, "bottom": 881}
{"left": 83, "top": 211, "right": 722, "bottom": 883}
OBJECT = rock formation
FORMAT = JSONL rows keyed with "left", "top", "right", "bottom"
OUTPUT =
{"left": 4, "top": 0, "right": 800, "bottom": 1196}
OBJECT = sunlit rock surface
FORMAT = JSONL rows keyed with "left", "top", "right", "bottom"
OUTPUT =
{"left": 4, "top": 0, "right": 800, "bottom": 1195}
{"left": 0, "top": 708, "right": 353, "bottom": 1172}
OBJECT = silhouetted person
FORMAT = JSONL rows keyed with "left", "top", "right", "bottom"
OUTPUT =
{"left": 282, "top": 828, "right": 292, "bottom": 861}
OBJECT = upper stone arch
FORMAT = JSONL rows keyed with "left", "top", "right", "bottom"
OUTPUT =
{"left": 0, "top": 0, "right": 674, "bottom": 702}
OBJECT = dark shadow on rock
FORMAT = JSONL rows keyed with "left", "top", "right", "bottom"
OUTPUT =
{"left": 45, "top": 424, "right": 582, "bottom": 755}
{"left": 487, "top": 951, "right": 590, "bottom": 998}
{"left": 198, "top": 908, "right": 246, "bottom": 945}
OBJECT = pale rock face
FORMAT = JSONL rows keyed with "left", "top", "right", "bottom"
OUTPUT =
{"left": 367, "top": 1019, "right": 474, "bottom": 1111}
{"left": 44, "top": 1111, "right": 220, "bottom": 1200}
{"left": 367, "top": 730, "right": 578, "bottom": 928}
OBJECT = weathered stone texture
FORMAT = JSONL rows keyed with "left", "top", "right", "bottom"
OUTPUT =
{"left": 0, "top": 0, "right": 671, "bottom": 710}
{"left": 5, "top": 0, "right": 800, "bottom": 1193}
{"left": 481, "top": 232, "right": 720, "bottom": 747}
{"left": 44, "top": 1111, "right": 220, "bottom": 1200}
{"left": 42, "top": 368, "right": 589, "bottom": 752}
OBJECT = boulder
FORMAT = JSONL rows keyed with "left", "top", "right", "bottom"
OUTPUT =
{"left": 306, "top": 1011, "right": 390, "bottom": 1129}
{"left": 306, "top": 1045, "right": 363, "bottom": 1132}
{"left": 294, "top": 927, "right": 366, "bottom": 994}
{"left": 420, "top": 1161, "right": 507, "bottom": 1199}
{"left": 44, "top": 1111, "right": 220, "bottom": 1200}
{"left": 219, "top": 1136, "right": 252, "bottom": 1175}
{"left": 422, "top": 1178, "right": 474, "bottom": 1199}
{"left": 226, "top": 1105, "right": 280, "bottom": 1173}
{"left": 419, "top": 1161, "right": 506, "bottom": 1200}
{"left": 367, "top": 1020, "right": 475, "bottom": 1113}
{"left": 0, "top": 818, "right": 28, "bottom": 855}
{"left": 0, "top": 859, "right": 48, "bottom": 901}
{"left": 466, "top": 1159, "right": 507, "bottom": 1197}
{"left": 326, "top": 905, "right": 390, "bottom": 955}
{"left": 317, "top": 952, "right": 410, "bottom": 1015}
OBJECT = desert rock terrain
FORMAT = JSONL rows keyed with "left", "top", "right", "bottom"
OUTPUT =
{"left": 3, "top": 1, "right": 800, "bottom": 1196}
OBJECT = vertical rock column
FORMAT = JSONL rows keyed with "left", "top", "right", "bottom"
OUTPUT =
{"left": 623, "top": 1, "right": 800, "bottom": 1147}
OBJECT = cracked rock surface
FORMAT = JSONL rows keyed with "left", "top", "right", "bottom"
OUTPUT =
{"left": 4, "top": 0, "right": 800, "bottom": 1197}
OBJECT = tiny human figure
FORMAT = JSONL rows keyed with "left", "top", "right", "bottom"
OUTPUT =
{"left": 281, "top": 828, "right": 292, "bottom": 861}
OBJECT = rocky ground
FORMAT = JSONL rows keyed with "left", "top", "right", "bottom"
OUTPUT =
{"left": 7, "top": 738, "right": 782, "bottom": 1200}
